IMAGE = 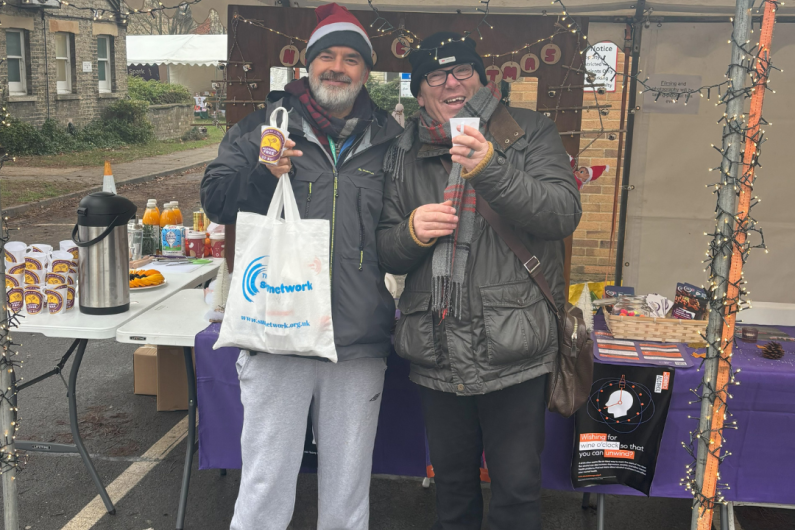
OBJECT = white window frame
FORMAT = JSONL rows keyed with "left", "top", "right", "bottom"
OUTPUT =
{"left": 6, "top": 30, "right": 27, "bottom": 95}
{"left": 97, "top": 35, "right": 111, "bottom": 93}
{"left": 55, "top": 32, "right": 72, "bottom": 94}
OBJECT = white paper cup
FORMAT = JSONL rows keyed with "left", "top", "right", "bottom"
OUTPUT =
{"left": 66, "top": 272, "right": 76, "bottom": 286}
{"left": 26, "top": 252, "right": 49, "bottom": 271}
{"left": 28, "top": 244, "right": 53, "bottom": 255}
{"left": 60, "top": 240, "right": 79, "bottom": 260}
{"left": 46, "top": 284, "right": 69, "bottom": 315}
{"left": 7, "top": 263, "right": 26, "bottom": 276}
{"left": 5, "top": 273, "right": 24, "bottom": 289}
{"left": 25, "top": 269, "right": 43, "bottom": 285}
{"left": 7, "top": 287, "right": 24, "bottom": 313}
{"left": 66, "top": 285, "right": 76, "bottom": 311}
{"left": 450, "top": 117, "right": 480, "bottom": 144}
{"left": 4, "top": 241, "right": 27, "bottom": 264}
{"left": 45, "top": 272, "right": 68, "bottom": 286}
{"left": 50, "top": 251, "right": 75, "bottom": 274}
{"left": 24, "top": 285, "right": 46, "bottom": 315}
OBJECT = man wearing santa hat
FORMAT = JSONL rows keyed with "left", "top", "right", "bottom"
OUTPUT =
{"left": 201, "top": 4, "right": 402, "bottom": 529}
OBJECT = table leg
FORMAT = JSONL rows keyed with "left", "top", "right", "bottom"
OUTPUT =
{"left": 69, "top": 339, "right": 116, "bottom": 515}
{"left": 721, "top": 503, "right": 729, "bottom": 530}
{"left": 581, "top": 492, "right": 591, "bottom": 509}
{"left": 176, "top": 346, "right": 198, "bottom": 530}
{"left": 596, "top": 493, "right": 605, "bottom": 530}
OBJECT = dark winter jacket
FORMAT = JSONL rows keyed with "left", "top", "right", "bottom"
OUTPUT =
{"left": 201, "top": 92, "right": 404, "bottom": 362}
{"left": 376, "top": 104, "right": 581, "bottom": 394}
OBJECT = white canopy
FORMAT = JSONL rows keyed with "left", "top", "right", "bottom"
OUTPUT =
{"left": 126, "top": 35, "right": 228, "bottom": 67}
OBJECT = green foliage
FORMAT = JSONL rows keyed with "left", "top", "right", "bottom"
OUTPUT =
{"left": 181, "top": 126, "right": 209, "bottom": 142}
{"left": 366, "top": 77, "right": 420, "bottom": 119}
{"left": 127, "top": 76, "right": 193, "bottom": 105}
{"left": 0, "top": 100, "right": 154, "bottom": 156}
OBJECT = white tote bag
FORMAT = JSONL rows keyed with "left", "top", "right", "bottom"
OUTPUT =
{"left": 214, "top": 176, "right": 337, "bottom": 362}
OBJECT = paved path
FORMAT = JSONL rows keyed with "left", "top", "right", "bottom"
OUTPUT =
{"left": 1, "top": 144, "right": 220, "bottom": 184}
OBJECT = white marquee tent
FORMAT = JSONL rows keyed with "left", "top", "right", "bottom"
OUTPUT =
{"left": 126, "top": 34, "right": 227, "bottom": 95}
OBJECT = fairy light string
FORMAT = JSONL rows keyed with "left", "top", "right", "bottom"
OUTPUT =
{"left": 672, "top": 0, "right": 777, "bottom": 522}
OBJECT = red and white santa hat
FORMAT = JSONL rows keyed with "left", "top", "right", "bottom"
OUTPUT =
{"left": 306, "top": 3, "right": 374, "bottom": 68}
{"left": 585, "top": 165, "right": 609, "bottom": 182}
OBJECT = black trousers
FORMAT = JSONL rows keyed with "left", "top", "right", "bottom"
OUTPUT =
{"left": 419, "top": 376, "right": 547, "bottom": 530}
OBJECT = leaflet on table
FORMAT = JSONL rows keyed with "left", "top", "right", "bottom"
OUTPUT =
{"left": 572, "top": 363, "right": 675, "bottom": 495}
{"left": 592, "top": 330, "right": 695, "bottom": 368}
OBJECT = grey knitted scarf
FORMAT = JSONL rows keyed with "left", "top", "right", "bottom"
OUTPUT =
{"left": 385, "top": 83, "right": 501, "bottom": 318}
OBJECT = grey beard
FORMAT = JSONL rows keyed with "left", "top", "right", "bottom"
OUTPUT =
{"left": 308, "top": 65, "right": 364, "bottom": 114}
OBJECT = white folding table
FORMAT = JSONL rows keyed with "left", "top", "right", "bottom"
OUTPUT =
{"left": 116, "top": 288, "right": 212, "bottom": 530}
{"left": 14, "top": 260, "right": 221, "bottom": 516}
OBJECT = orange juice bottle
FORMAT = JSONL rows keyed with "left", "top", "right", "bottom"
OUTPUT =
{"left": 172, "top": 201, "right": 183, "bottom": 225}
{"left": 160, "top": 202, "right": 173, "bottom": 227}
{"left": 142, "top": 199, "right": 161, "bottom": 255}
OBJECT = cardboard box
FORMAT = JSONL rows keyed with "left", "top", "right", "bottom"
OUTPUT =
{"left": 156, "top": 345, "right": 195, "bottom": 412}
{"left": 133, "top": 345, "right": 158, "bottom": 396}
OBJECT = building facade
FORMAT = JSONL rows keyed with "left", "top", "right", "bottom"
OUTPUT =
{"left": 0, "top": 1, "right": 128, "bottom": 128}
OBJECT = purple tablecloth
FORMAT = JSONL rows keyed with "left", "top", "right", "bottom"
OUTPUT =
{"left": 195, "top": 323, "right": 426, "bottom": 476}
{"left": 195, "top": 320, "right": 795, "bottom": 504}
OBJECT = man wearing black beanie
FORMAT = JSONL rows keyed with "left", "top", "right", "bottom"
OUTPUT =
{"left": 378, "top": 32, "right": 582, "bottom": 530}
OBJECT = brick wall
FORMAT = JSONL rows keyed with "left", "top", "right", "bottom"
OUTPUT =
{"left": 147, "top": 103, "right": 193, "bottom": 140}
{"left": 0, "top": 5, "right": 128, "bottom": 128}
{"left": 508, "top": 54, "right": 629, "bottom": 284}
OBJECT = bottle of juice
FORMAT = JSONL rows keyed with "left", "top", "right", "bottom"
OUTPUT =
{"left": 142, "top": 199, "right": 161, "bottom": 255}
{"left": 172, "top": 201, "right": 183, "bottom": 225}
{"left": 160, "top": 202, "right": 173, "bottom": 228}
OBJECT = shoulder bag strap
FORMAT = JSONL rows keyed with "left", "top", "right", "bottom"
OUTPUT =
{"left": 475, "top": 194, "right": 561, "bottom": 320}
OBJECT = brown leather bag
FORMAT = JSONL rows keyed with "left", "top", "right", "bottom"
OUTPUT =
{"left": 475, "top": 195, "right": 593, "bottom": 418}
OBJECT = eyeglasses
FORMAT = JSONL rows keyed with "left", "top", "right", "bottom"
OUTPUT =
{"left": 425, "top": 63, "right": 475, "bottom": 87}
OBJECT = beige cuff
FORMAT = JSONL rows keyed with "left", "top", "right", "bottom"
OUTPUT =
{"left": 409, "top": 209, "right": 438, "bottom": 248}
{"left": 461, "top": 141, "right": 495, "bottom": 180}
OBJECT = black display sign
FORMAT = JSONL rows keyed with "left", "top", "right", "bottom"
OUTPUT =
{"left": 572, "top": 363, "right": 675, "bottom": 495}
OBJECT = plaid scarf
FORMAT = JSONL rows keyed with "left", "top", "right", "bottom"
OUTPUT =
{"left": 385, "top": 82, "right": 501, "bottom": 318}
{"left": 285, "top": 77, "right": 374, "bottom": 158}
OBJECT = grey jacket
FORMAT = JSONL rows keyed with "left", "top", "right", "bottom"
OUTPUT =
{"left": 376, "top": 104, "right": 581, "bottom": 394}
{"left": 201, "top": 92, "right": 404, "bottom": 362}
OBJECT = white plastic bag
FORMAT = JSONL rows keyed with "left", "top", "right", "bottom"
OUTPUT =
{"left": 214, "top": 176, "right": 336, "bottom": 361}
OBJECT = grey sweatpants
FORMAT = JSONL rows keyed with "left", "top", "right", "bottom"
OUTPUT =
{"left": 230, "top": 352, "right": 387, "bottom": 530}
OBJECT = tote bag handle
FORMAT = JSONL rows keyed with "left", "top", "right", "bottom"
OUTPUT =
{"left": 266, "top": 174, "right": 301, "bottom": 222}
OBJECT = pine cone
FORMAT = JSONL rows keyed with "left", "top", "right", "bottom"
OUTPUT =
{"left": 761, "top": 341, "right": 785, "bottom": 360}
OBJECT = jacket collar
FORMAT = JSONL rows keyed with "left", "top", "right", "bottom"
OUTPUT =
{"left": 416, "top": 103, "right": 525, "bottom": 159}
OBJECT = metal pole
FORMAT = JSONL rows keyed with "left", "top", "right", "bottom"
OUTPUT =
{"left": 0, "top": 164, "right": 20, "bottom": 529}
{"left": 691, "top": 1, "right": 752, "bottom": 528}
{"left": 613, "top": 1, "right": 645, "bottom": 284}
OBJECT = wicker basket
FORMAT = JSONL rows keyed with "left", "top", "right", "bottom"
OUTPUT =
{"left": 604, "top": 312, "right": 707, "bottom": 343}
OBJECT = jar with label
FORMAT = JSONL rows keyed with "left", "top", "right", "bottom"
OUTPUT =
{"left": 161, "top": 225, "right": 185, "bottom": 257}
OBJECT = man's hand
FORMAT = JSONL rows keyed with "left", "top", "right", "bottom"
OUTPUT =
{"left": 450, "top": 125, "right": 490, "bottom": 173}
{"left": 265, "top": 139, "right": 303, "bottom": 178}
{"left": 413, "top": 200, "right": 458, "bottom": 243}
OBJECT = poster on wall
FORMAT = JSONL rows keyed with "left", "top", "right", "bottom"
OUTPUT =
{"left": 584, "top": 42, "right": 618, "bottom": 92}
{"left": 572, "top": 363, "right": 675, "bottom": 494}
{"left": 641, "top": 74, "right": 702, "bottom": 114}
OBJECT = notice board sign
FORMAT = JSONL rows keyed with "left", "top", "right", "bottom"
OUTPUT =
{"left": 584, "top": 42, "right": 618, "bottom": 93}
{"left": 572, "top": 363, "right": 675, "bottom": 494}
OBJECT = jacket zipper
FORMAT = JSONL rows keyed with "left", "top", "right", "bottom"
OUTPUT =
{"left": 330, "top": 171, "right": 338, "bottom": 281}
{"left": 356, "top": 188, "right": 364, "bottom": 271}
{"left": 304, "top": 182, "right": 312, "bottom": 218}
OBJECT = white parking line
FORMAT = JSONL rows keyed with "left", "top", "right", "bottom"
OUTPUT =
{"left": 59, "top": 416, "right": 189, "bottom": 530}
